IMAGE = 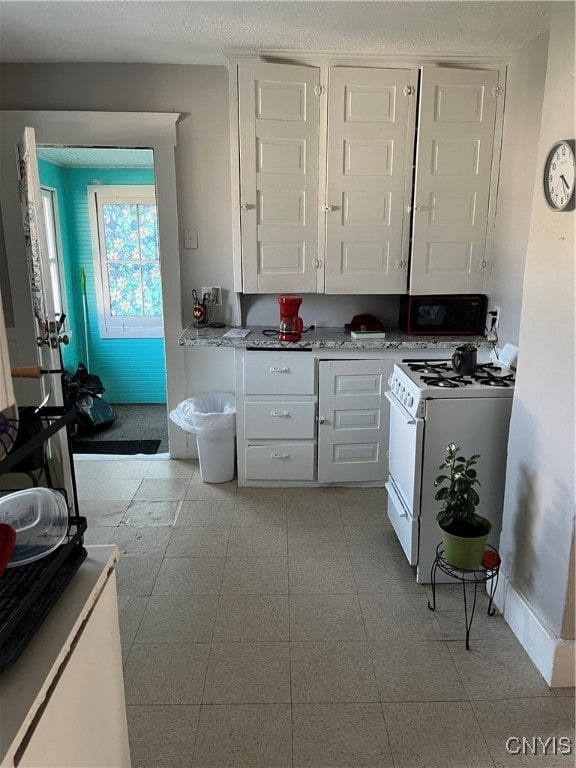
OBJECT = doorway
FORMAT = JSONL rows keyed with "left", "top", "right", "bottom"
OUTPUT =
{"left": 0, "top": 111, "right": 187, "bottom": 458}
{"left": 36, "top": 146, "right": 168, "bottom": 455}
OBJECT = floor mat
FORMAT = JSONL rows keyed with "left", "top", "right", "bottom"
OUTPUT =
{"left": 72, "top": 439, "right": 161, "bottom": 455}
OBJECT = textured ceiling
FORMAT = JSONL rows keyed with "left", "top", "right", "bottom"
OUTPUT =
{"left": 36, "top": 147, "right": 154, "bottom": 168}
{"left": 0, "top": 1, "right": 551, "bottom": 66}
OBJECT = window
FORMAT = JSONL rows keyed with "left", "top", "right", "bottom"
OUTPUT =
{"left": 88, "top": 185, "right": 163, "bottom": 338}
{"left": 40, "top": 187, "right": 65, "bottom": 320}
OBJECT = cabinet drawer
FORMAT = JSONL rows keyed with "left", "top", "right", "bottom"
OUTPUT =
{"left": 244, "top": 401, "right": 316, "bottom": 439}
{"left": 243, "top": 355, "right": 315, "bottom": 395}
{"left": 245, "top": 443, "right": 316, "bottom": 480}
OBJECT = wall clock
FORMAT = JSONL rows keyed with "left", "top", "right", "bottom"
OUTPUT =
{"left": 543, "top": 139, "right": 575, "bottom": 211}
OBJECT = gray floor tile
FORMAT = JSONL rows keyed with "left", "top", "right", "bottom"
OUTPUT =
{"left": 290, "top": 594, "right": 367, "bottom": 641}
{"left": 203, "top": 642, "right": 291, "bottom": 703}
{"left": 81, "top": 499, "right": 129, "bottom": 526}
{"left": 291, "top": 642, "right": 379, "bottom": 703}
{"left": 221, "top": 557, "right": 289, "bottom": 594}
{"left": 124, "top": 642, "right": 210, "bottom": 704}
{"left": 288, "top": 527, "right": 349, "bottom": 559}
{"left": 74, "top": 459, "right": 151, "bottom": 479}
{"left": 359, "top": 592, "right": 443, "bottom": 639}
{"left": 292, "top": 702, "right": 394, "bottom": 767}
{"left": 448, "top": 637, "right": 554, "bottom": 700}
{"left": 192, "top": 704, "right": 292, "bottom": 767}
{"left": 227, "top": 526, "right": 287, "bottom": 557}
{"left": 213, "top": 594, "right": 289, "bottom": 641}
{"left": 77, "top": 476, "right": 142, "bottom": 501}
{"left": 351, "top": 554, "right": 421, "bottom": 593}
{"left": 120, "top": 500, "right": 181, "bottom": 526}
{"left": 339, "top": 508, "right": 391, "bottom": 529}
{"left": 287, "top": 507, "right": 342, "bottom": 526}
{"left": 433, "top": 607, "right": 514, "bottom": 642}
{"left": 132, "top": 478, "right": 191, "bottom": 501}
{"left": 382, "top": 701, "right": 493, "bottom": 768}
{"left": 166, "top": 526, "right": 230, "bottom": 557}
{"left": 472, "top": 697, "right": 575, "bottom": 767}
{"left": 127, "top": 704, "right": 200, "bottom": 768}
{"left": 344, "top": 526, "right": 399, "bottom": 558}
{"left": 144, "top": 458, "right": 197, "bottom": 479}
{"left": 135, "top": 595, "right": 218, "bottom": 642}
{"left": 176, "top": 500, "right": 234, "bottom": 527}
{"left": 369, "top": 639, "right": 468, "bottom": 702}
{"left": 117, "top": 595, "right": 148, "bottom": 647}
{"left": 231, "top": 505, "right": 288, "bottom": 527}
{"left": 152, "top": 556, "right": 225, "bottom": 595}
{"left": 557, "top": 696, "right": 575, "bottom": 726}
{"left": 115, "top": 554, "right": 163, "bottom": 596}
{"left": 186, "top": 479, "right": 238, "bottom": 501}
{"left": 100, "top": 525, "right": 172, "bottom": 557}
{"left": 289, "top": 557, "right": 356, "bottom": 594}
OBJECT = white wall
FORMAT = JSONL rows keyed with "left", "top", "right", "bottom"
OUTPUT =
{"left": 497, "top": 2, "right": 575, "bottom": 684}
{"left": 490, "top": 32, "right": 548, "bottom": 347}
{"left": 0, "top": 63, "right": 235, "bottom": 330}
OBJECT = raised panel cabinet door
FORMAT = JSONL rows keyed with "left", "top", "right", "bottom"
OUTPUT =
{"left": 317, "top": 358, "right": 394, "bottom": 483}
{"left": 238, "top": 60, "right": 321, "bottom": 293}
{"left": 324, "top": 67, "right": 417, "bottom": 294}
{"left": 410, "top": 67, "right": 499, "bottom": 295}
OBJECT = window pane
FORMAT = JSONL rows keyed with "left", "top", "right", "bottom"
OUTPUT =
{"left": 103, "top": 204, "right": 139, "bottom": 261}
{"left": 142, "top": 263, "right": 163, "bottom": 316}
{"left": 108, "top": 263, "right": 143, "bottom": 316}
{"left": 138, "top": 204, "right": 159, "bottom": 260}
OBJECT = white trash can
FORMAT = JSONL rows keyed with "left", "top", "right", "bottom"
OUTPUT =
{"left": 169, "top": 392, "right": 236, "bottom": 483}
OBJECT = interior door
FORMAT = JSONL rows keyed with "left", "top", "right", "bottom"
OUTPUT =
{"left": 15, "top": 127, "right": 75, "bottom": 504}
{"left": 410, "top": 67, "right": 499, "bottom": 294}
{"left": 325, "top": 67, "right": 417, "bottom": 294}
{"left": 238, "top": 60, "right": 321, "bottom": 293}
{"left": 317, "top": 359, "right": 392, "bottom": 483}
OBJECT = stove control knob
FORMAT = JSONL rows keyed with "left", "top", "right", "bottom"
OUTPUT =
{"left": 406, "top": 395, "right": 413, "bottom": 408}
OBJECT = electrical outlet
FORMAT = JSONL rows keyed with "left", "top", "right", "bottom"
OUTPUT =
{"left": 488, "top": 306, "right": 500, "bottom": 331}
{"left": 201, "top": 287, "right": 222, "bottom": 306}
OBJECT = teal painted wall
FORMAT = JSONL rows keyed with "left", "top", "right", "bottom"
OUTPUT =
{"left": 38, "top": 160, "right": 166, "bottom": 403}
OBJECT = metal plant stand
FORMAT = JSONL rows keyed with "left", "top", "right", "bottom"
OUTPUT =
{"left": 428, "top": 542, "right": 500, "bottom": 650}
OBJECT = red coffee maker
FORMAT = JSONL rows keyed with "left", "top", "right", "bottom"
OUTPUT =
{"left": 278, "top": 295, "right": 303, "bottom": 342}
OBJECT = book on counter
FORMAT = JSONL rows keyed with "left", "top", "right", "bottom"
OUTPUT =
{"left": 350, "top": 330, "right": 386, "bottom": 339}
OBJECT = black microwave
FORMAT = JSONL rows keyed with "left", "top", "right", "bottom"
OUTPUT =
{"left": 399, "top": 294, "right": 488, "bottom": 335}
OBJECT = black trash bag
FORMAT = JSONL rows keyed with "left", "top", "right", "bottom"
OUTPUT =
{"left": 62, "top": 362, "right": 117, "bottom": 436}
{"left": 74, "top": 393, "right": 117, "bottom": 435}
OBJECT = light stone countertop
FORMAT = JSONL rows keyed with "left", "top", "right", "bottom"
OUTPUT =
{"left": 179, "top": 325, "right": 487, "bottom": 350}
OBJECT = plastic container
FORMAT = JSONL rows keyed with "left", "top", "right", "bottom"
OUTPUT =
{"left": 170, "top": 392, "right": 236, "bottom": 483}
{"left": 0, "top": 488, "right": 69, "bottom": 567}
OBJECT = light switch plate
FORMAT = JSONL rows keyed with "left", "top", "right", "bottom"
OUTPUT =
{"left": 184, "top": 229, "right": 198, "bottom": 249}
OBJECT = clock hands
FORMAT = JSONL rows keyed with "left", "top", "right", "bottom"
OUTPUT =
{"left": 559, "top": 174, "right": 570, "bottom": 192}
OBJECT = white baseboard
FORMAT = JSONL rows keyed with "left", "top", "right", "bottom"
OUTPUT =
{"left": 494, "top": 570, "right": 575, "bottom": 687}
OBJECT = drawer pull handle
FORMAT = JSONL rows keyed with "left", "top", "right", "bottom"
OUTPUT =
{"left": 271, "top": 452, "right": 289, "bottom": 459}
{"left": 270, "top": 367, "right": 290, "bottom": 373}
{"left": 271, "top": 411, "right": 290, "bottom": 417}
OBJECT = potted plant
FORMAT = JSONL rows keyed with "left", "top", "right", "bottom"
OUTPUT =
{"left": 434, "top": 443, "right": 491, "bottom": 570}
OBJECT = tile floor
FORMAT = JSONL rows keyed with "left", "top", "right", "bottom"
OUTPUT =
{"left": 75, "top": 457, "right": 575, "bottom": 768}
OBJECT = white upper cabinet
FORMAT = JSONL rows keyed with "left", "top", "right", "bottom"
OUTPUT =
{"left": 410, "top": 67, "right": 499, "bottom": 295}
{"left": 238, "top": 61, "right": 321, "bottom": 293}
{"left": 325, "top": 67, "right": 417, "bottom": 294}
{"left": 233, "top": 60, "right": 502, "bottom": 296}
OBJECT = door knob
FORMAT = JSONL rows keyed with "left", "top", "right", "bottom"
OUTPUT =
{"left": 318, "top": 416, "right": 326, "bottom": 424}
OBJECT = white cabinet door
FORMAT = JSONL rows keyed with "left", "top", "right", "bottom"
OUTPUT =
{"left": 317, "top": 359, "right": 393, "bottom": 483}
{"left": 325, "top": 67, "right": 416, "bottom": 294}
{"left": 410, "top": 67, "right": 499, "bottom": 295}
{"left": 238, "top": 60, "right": 321, "bottom": 293}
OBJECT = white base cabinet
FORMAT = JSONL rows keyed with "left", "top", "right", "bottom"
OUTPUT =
{"left": 236, "top": 350, "right": 394, "bottom": 487}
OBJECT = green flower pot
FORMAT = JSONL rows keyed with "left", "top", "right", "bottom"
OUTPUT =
{"left": 440, "top": 517, "right": 492, "bottom": 570}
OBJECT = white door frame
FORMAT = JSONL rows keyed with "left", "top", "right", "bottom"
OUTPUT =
{"left": 0, "top": 111, "right": 186, "bottom": 457}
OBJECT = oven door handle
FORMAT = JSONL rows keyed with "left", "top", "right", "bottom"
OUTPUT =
{"left": 385, "top": 391, "right": 416, "bottom": 424}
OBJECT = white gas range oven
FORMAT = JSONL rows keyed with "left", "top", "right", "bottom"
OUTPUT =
{"left": 385, "top": 358, "right": 515, "bottom": 583}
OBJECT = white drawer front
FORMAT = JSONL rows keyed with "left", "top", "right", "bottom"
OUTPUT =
{"left": 243, "top": 354, "right": 315, "bottom": 395}
{"left": 244, "top": 401, "right": 316, "bottom": 439}
{"left": 386, "top": 480, "right": 418, "bottom": 566}
{"left": 245, "top": 443, "right": 316, "bottom": 480}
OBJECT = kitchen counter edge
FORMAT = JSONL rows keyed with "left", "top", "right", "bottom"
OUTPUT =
{"left": 179, "top": 326, "right": 490, "bottom": 350}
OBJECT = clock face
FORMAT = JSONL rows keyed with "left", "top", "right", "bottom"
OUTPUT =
{"left": 544, "top": 140, "right": 575, "bottom": 211}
